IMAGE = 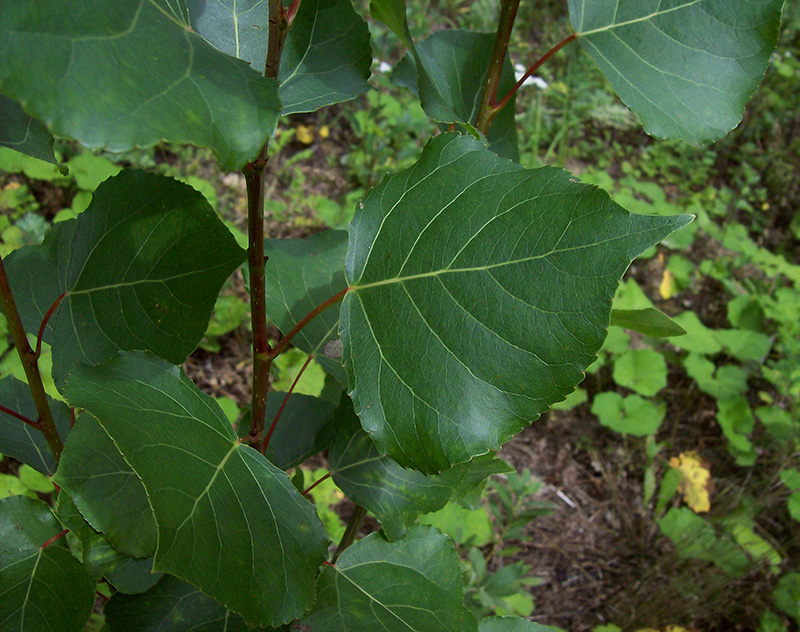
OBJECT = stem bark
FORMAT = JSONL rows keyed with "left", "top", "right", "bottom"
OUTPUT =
{"left": 246, "top": 0, "right": 290, "bottom": 442}
{"left": 0, "top": 257, "right": 63, "bottom": 461}
{"left": 475, "top": 0, "right": 521, "bottom": 134}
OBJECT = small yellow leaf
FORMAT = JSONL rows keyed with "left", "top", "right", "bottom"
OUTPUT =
{"left": 659, "top": 268, "right": 675, "bottom": 299}
{"left": 318, "top": 125, "right": 330, "bottom": 139}
{"left": 296, "top": 125, "right": 314, "bottom": 144}
{"left": 669, "top": 451, "right": 711, "bottom": 513}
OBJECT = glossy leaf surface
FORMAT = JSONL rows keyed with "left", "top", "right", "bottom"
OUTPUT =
{"left": 570, "top": 0, "right": 785, "bottom": 143}
{"left": 262, "top": 230, "right": 348, "bottom": 383}
{"left": 55, "top": 493, "right": 162, "bottom": 595}
{"left": 54, "top": 415, "right": 157, "bottom": 558}
{"left": 185, "top": 0, "right": 371, "bottom": 114}
{"left": 105, "top": 575, "right": 282, "bottom": 632}
{"left": 0, "top": 496, "right": 95, "bottom": 632}
{"left": 329, "top": 397, "right": 511, "bottom": 539}
{"left": 0, "top": 0, "right": 280, "bottom": 170}
{"left": 392, "top": 30, "right": 518, "bottom": 160}
{"left": 5, "top": 170, "right": 245, "bottom": 383}
{"left": 306, "top": 525, "right": 477, "bottom": 631}
{"left": 64, "top": 352, "right": 328, "bottom": 627}
{"left": 610, "top": 307, "right": 686, "bottom": 337}
{"left": 0, "top": 94, "right": 56, "bottom": 164}
{"left": 341, "top": 133, "right": 692, "bottom": 473}
{"left": 0, "top": 375, "right": 71, "bottom": 474}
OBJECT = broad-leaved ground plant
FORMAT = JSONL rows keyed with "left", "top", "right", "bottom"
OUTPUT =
{"left": 0, "top": 0, "right": 787, "bottom": 630}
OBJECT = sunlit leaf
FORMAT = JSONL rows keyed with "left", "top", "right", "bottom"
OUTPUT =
{"left": 5, "top": 170, "right": 245, "bottom": 384}
{"left": 305, "top": 525, "right": 478, "bottom": 631}
{"left": 570, "top": 0, "right": 785, "bottom": 143}
{"left": 64, "top": 352, "right": 328, "bottom": 627}
{"left": 341, "top": 133, "right": 692, "bottom": 473}
{"left": 0, "top": 0, "right": 280, "bottom": 170}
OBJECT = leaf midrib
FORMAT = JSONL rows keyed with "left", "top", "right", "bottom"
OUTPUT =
{"left": 577, "top": 0, "right": 705, "bottom": 37}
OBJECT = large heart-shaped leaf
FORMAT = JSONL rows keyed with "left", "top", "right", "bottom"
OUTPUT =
{"left": 55, "top": 493, "right": 163, "bottom": 595}
{"left": 392, "top": 30, "right": 518, "bottom": 160}
{"left": 5, "top": 170, "right": 245, "bottom": 384}
{"left": 0, "top": 1, "right": 280, "bottom": 170}
{"left": 54, "top": 415, "right": 157, "bottom": 559}
{"left": 104, "top": 576, "right": 284, "bottom": 632}
{"left": 329, "top": 396, "right": 511, "bottom": 539}
{"left": 0, "top": 496, "right": 95, "bottom": 632}
{"left": 185, "top": 0, "right": 371, "bottom": 114}
{"left": 260, "top": 230, "right": 349, "bottom": 383}
{"left": 105, "top": 575, "right": 284, "bottom": 632}
{"left": 0, "top": 376, "right": 71, "bottom": 475}
{"left": 341, "top": 133, "right": 692, "bottom": 473}
{"left": 305, "top": 525, "right": 478, "bottom": 631}
{"left": 0, "top": 94, "right": 56, "bottom": 164}
{"left": 64, "top": 352, "right": 328, "bottom": 627}
{"left": 570, "top": 0, "right": 785, "bottom": 144}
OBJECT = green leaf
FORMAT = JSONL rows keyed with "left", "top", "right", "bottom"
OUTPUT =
{"left": 591, "top": 392, "right": 665, "bottom": 436}
{"left": 0, "top": 375, "right": 71, "bottom": 475}
{"left": 105, "top": 574, "right": 283, "bottom": 632}
{"left": 418, "top": 503, "right": 494, "bottom": 547}
{"left": 0, "top": 496, "right": 95, "bottom": 632}
{"left": 717, "top": 396, "right": 756, "bottom": 466}
{"left": 280, "top": 0, "right": 372, "bottom": 114}
{"left": 262, "top": 392, "right": 337, "bottom": 469}
{"left": 610, "top": 308, "right": 686, "bottom": 337}
{"left": 671, "top": 311, "right": 723, "bottom": 354}
{"left": 570, "top": 0, "right": 785, "bottom": 143}
{"left": 261, "top": 230, "right": 349, "bottom": 383}
{"left": 54, "top": 415, "right": 157, "bottom": 559}
{"left": 185, "top": 0, "right": 371, "bottom": 114}
{"left": 0, "top": 94, "right": 56, "bottom": 164}
{"left": 479, "top": 615, "right": 566, "bottom": 631}
{"left": 329, "top": 397, "right": 508, "bottom": 540}
{"left": 392, "top": 31, "right": 518, "bottom": 160}
{"left": 55, "top": 493, "right": 162, "bottom": 595}
{"left": 713, "top": 328, "right": 773, "bottom": 361}
{"left": 612, "top": 349, "right": 667, "bottom": 396}
{"left": 5, "top": 170, "right": 245, "bottom": 384}
{"left": 773, "top": 572, "right": 800, "bottom": 623}
{"left": 64, "top": 352, "right": 328, "bottom": 627}
{"left": 369, "top": 0, "right": 413, "bottom": 48}
{"left": 305, "top": 525, "right": 478, "bottom": 631}
{"left": 0, "top": 1, "right": 280, "bottom": 170}
{"left": 341, "top": 133, "right": 692, "bottom": 473}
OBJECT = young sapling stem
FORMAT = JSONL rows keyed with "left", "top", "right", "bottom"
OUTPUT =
{"left": 302, "top": 472, "right": 331, "bottom": 496}
{"left": 0, "top": 256, "right": 63, "bottom": 461}
{"left": 475, "top": 0, "right": 521, "bottom": 134}
{"left": 260, "top": 354, "right": 313, "bottom": 453}
{"left": 493, "top": 33, "right": 577, "bottom": 114}
{"left": 246, "top": 0, "right": 291, "bottom": 442}
{"left": 35, "top": 291, "right": 65, "bottom": 359}
{"left": 268, "top": 287, "right": 349, "bottom": 360}
{"left": 286, "top": 0, "right": 302, "bottom": 24}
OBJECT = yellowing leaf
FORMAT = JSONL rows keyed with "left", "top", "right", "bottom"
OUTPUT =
{"left": 669, "top": 451, "right": 711, "bottom": 513}
{"left": 319, "top": 125, "right": 330, "bottom": 139}
{"left": 296, "top": 125, "right": 314, "bottom": 144}
{"left": 659, "top": 268, "right": 675, "bottom": 299}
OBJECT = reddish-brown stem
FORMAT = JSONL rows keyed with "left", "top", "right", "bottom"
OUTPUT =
{"left": 475, "top": 0, "right": 521, "bottom": 134}
{"left": 0, "top": 403, "right": 41, "bottom": 430}
{"left": 40, "top": 528, "right": 69, "bottom": 549}
{"left": 35, "top": 292, "right": 65, "bottom": 359}
{"left": 267, "top": 287, "right": 349, "bottom": 361}
{"left": 332, "top": 505, "right": 367, "bottom": 563}
{"left": 70, "top": 408, "right": 76, "bottom": 428}
{"left": 260, "top": 354, "right": 313, "bottom": 453}
{"left": 302, "top": 472, "right": 331, "bottom": 496}
{"left": 246, "top": 0, "right": 291, "bottom": 442}
{"left": 493, "top": 33, "right": 578, "bottom": 115}
{"left": 0, "top": 256, "right": 63, "bottom": 461}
